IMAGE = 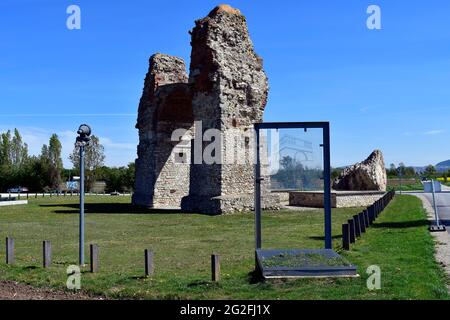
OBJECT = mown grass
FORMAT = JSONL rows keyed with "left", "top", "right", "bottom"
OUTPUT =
{"left": 0, "top": 195, "right": 447, "bottom": 299}
{"left": 388, "top": 183, "right": 424, "bottom": 192}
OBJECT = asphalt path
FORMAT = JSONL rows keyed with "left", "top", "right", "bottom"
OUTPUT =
{"left": 410, "top": 185, "right": 450, "bottom": 232}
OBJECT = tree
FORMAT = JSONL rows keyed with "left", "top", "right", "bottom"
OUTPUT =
{"left": 403, "top": 166, "right": 416, "bottom": 178}
{"left": 0, "top": 130, "right": 12, "bottom": 167}
{"left": 20, "top": 156, "right": 49, "bottom": 192}
{"left": 398, "top": 162, "right": 406, "bottom": 176}
{"left": 69, "top": 135, "right": 105, "bottom": 191}
{"left": 331, "top": 168, "right": 342, "bottom": 181}
{"left": 11, "top": 129, "right": 28, "bottom": 166}
{"left": 424, "top": 165, "right": 437, "bottom": 179}
{"left": 46, "top": 134, "right": 64, "bottom": 189}
{"left": 0, "top": 129, "right": 30, "bottom": 191}
{"left": 123, "top": 162, "right": 135, "bottom": 191}
{"left": 387, "top": 163, "right": 397, "bottom": 177}
{"left": 100, "top": 162, "right": 136, "bottom": 193}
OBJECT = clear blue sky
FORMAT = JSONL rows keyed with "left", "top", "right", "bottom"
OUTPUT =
{"left": 1, "top": 0, "right": 449, "bottom": 168}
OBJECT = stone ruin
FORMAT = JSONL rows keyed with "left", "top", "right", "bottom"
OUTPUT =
{"left": 332, "top": 150, "right": 387, "bottom": 192}
{"left": 132, "top": 5, "right": 280, "bottom": 214}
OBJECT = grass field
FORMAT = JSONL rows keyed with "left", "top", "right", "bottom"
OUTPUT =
{"left": 388, "top": 182, "right": 424, "bottom": 192}
{"left": 0, "top": 195, "right": 447, "bottom": 300}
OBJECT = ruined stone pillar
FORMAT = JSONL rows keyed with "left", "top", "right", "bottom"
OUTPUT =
{"left": 181, "top": 5, "right": 275, "bottom": 214}
{"left": 133, "top": 53, "right": 193, "bottom": 208}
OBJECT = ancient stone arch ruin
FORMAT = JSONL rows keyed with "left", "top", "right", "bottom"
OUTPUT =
{"left": 132, "top": 4, "right": 279, "bottom": 214}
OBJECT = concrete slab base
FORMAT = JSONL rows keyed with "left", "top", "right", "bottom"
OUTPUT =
{"left": 0, "top": 200, "right": 28, "bottom": 206}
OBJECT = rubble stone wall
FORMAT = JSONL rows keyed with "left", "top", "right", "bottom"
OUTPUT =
{"left": 134, "top": 5, "right": 280, "bottom": 214}
{"left": 133, "top": 54, "right": 193, "bottom": 208}
{"left": 181, "top": 5, "right": 272, "bottom": 214}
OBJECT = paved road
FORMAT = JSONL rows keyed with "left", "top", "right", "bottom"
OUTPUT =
{"left": 421, "top": 185, "right": 450, "bottom": 230}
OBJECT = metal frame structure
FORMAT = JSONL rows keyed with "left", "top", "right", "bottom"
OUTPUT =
{"left": 254, "top": 122, "right": 332, "bottom": 249}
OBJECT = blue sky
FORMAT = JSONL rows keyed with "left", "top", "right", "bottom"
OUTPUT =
{"left": 1, "top": 0, "right": 449, "bottom": 167}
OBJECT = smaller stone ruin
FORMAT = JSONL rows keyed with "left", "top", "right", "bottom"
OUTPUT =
{"left": 332, "top": 150, "right": 387, "bottom": 192}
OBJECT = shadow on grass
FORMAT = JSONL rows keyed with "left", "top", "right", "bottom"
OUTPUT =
{"left": 371, "top": 220, "right": 429, "bottom": 229}
{"left": 308, "top": 235, "right": 342, "bottom": 241}
{"left": 248, "top": 270, "right": 264, "bottom": 284}
{"left": 39, "top": 203, "right": 194, "bottom": 215}
{"left": 23, "top": 266, "right": 38, "bottom": 270}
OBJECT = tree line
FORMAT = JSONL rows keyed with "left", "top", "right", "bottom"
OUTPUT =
{"left": 0, "top": 128, "right": 135, "bottom": 193}
{"left": 387, "top": 163, "right": 450, "bottom": 180}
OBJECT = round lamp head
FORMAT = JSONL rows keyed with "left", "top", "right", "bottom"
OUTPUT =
{"left": 77, "top": 124, "right": 91, "bottom": 137}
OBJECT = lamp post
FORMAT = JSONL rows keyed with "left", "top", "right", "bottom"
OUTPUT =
{"left": 76, "top": 124, "right": 91, "bottom": 265}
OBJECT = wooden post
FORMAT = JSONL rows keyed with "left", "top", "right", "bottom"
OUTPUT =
{"left": 353, "top": 215, "right": 361, "bottom": 238}
{"left": 342, "top": 224, "right": 350, "bottom": 250}
{"left": 90, "top": 244, "right": 99, "bottom": 273}
{"left": 144, "top": 249, "right": 154, "bottom": 277}
{"left": 43, "top": 240, "right": 52, "bottom": 268}
{"left": 359, "top": 212, "right": 366, "bottom": 233}
{"left": 211, "top": 254, "right": 220, "bottom": 282}
{"left": 364, "top": 210, "right": 370, "bottom": 228}
{"left": 348, "top": 219, "right": 356, "bottom": 243}
{"left": 6, "top": 237, "right": 14, "bottom": 265}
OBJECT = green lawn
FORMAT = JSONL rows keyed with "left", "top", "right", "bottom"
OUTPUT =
{"left": 0, "top": 195, "right": 447, "bottom": 299}
{"left": 388, "top": 183, "right": 424, "bottom": 192}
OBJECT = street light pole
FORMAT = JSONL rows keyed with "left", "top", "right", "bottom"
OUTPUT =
{"left": 76, "top": 124, "right": 91, "bottom": 266}
{"left": 79, "top": 144, "right": 85, "bottom": 265}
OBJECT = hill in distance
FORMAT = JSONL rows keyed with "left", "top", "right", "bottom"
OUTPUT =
{"left": 436, "top": 160, "right": 450, "bottom": 172}
{"left": 437, "top": 160, "right": 450, "bottom": 167}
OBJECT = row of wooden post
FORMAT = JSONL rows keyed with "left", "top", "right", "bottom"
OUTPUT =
{"left": 342, "top": 190, "right": 395, "bottom": 251}
{"left": 3, "top": 238, "right": 221, "bottom": 282}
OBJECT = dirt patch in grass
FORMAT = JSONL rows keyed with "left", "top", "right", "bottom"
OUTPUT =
{"left": 0, "top": 281, "right": 104, "bottom": 300}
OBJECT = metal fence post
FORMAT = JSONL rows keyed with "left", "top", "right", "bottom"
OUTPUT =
{"left": 364, "top": 210, "right": 370, "bottom": 228}
{"left": 342, "top": 224, "right": 350, "bottom": 250}
{"left": 353, "top": 215, "right": 361, "bottom": 238}
{"left": 348, "top": 219, "right": 356, "bottom": 243}
{"left": 359, "top": 212, "right": 366, "bottom": 233}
